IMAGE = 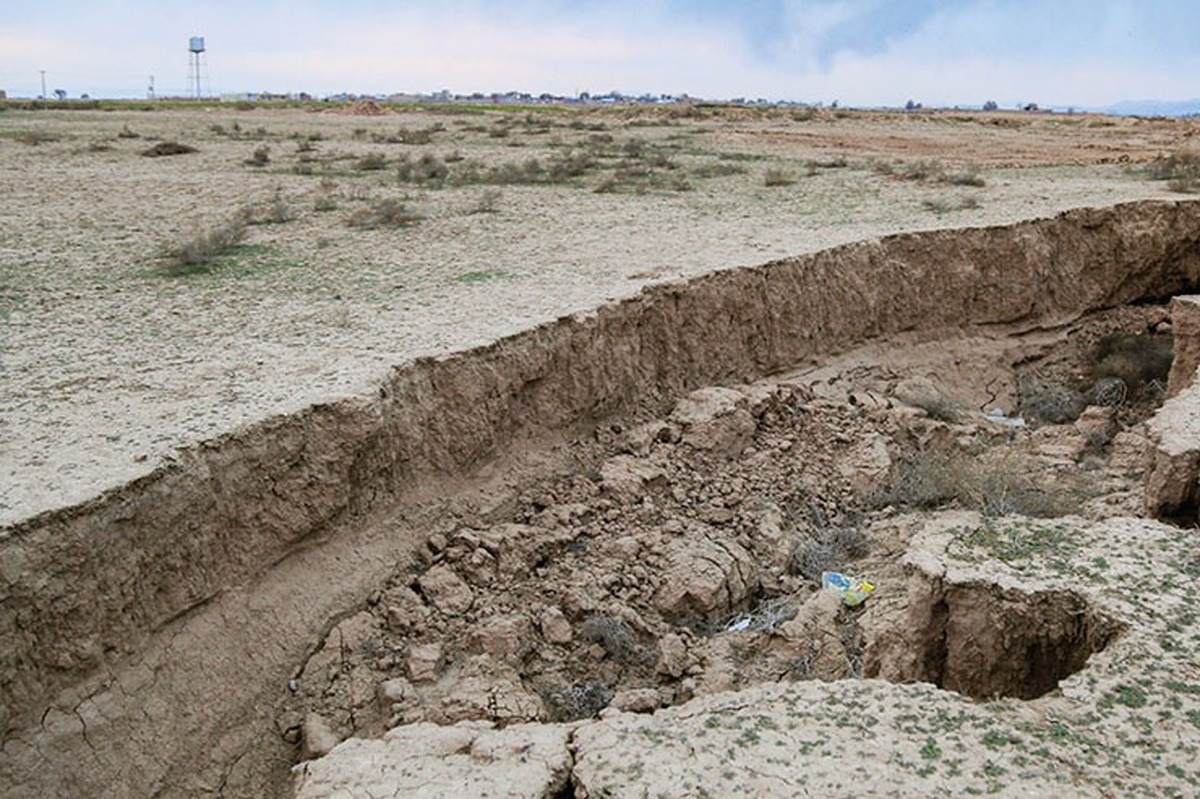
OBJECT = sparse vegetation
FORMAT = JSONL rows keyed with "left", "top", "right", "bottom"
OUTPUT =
{"left": 1018, "top": 377, "right": 1086, "bottom": 423}
{"left": 763, "top": 168, "right": 796, "bottom": 187}
{"left": 245, "top": 144, "right": 270, "bottom": 166}
{"left": 868, "top": 445, "right": 1083, "bottom": 518}
{"left": 345, "top": 197, "right": 420, "bottom": 229}
{"left": 789, "top": 507, "right": 869, "bottom": 582}
{"left": 355, "top": 152, "right": 388, "bottom": 171}
{"left": 537, "top": 682, "right": 614, "bottom": 722}
{"left": 467, "top": 188, "right": 503, "bottom": 214}
{"left": 1089, "top": 332, "right": 1173, "bottom": 390}
{"left": 160, "top": 213, "right": 248, "bottom": 274}
{"left": 1145, "top": 152, "right": 1200, "bottom": 193}
{"left": 142, "top": 141, "right": 197, "bottom": 157}
{"left": 922, "top": 196, "right": 982, "bottom": 214}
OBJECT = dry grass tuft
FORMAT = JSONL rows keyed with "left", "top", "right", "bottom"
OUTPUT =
{"left": 142, "top": 141, "right": 197, "bottom": 157}
{"left": 346, "top": 198, "right": 420, "bottom": 229}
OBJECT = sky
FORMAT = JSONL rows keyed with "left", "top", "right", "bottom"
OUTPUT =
{"left": 1, "top": 1, "right": 1198, "bottom": 109}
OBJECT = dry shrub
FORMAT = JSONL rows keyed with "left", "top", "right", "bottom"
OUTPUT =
{"left": 1089, "top": 332, "right": 1173, "bottom": 390}
{"left": 868, "top": 445, "right": 1082, "bottom": 518}
{"left": 693, "top": 161, "right": 748, "bottom": 179}
{"left": 789, "top": 515, "right": 869, "bottom": 582}
{"left": 763, "top": 168, "right": 796, "bottom": 187}
{"left": 243, "top": 192, "right": 294, "bottom": 225}
{"left": 346, "top": 198, "right": 420, "bottom": 229}
{"left": 944, "top": 170, "right": 986, "bottom": 187}
{"left": 396, "top": 153, "right": 450, "bottom": 185}
{"left": 580, "top": 616, "right": 656, "bottom": 666}
{"left": 142, "top": 141, "right": 197, "bottom": 157}
{"left": 245, "top": 144, "right": 270, "bottom": 166}
{"left": 355, "top": 152, "right": 387, "bottom": 171}
{"left": 537, "top": 682, "right": 613, "bottom": 722}
{"left": 468, "top": 188, "right": 502, "bottom": 214}
{"left": 1145, "top": 152, "right": 1200, "bottom": 193}
{"left": 162, "top": 214, "right": 247, "bottom": 274}
{"left": 1018, "top": 377, "right": 1086, "bottom": 424}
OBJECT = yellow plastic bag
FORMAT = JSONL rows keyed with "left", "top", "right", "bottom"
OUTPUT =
{"left": 821, "top": 571, "right": 876, "bottom": 607}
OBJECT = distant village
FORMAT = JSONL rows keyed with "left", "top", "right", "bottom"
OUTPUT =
{"left": 217, "top": 89, "right": 796, "bottom": 108}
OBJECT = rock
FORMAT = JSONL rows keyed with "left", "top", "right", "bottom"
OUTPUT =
{"left": 538, "top": 606, "right": 574, "bottom": 645}
{"left": 656, "top": 632, "right": 690, "bottom": 679}
{"left": 599, "top": 455, "right": 667, "bottom": 500}
{"left": 1167, "top": 295, "right": 1200, "bottom": 396}
{"left": 892, "top": 376, "right": 945, "bottom": 410}
{"left": 1074, "top": 405, "right": 1116, "bottom": 439}
{"left": 431, "top": 656, "right": 544, "bottom": 725}
{"left": 376, "top": 678, "right": 413, "bottom": 706}
{"left": 407, "top": 643, "right": 443, "bottom": 683}
{"left": 293, "top": 722, "right": 572, "bottom": 798}
{"left": 300, "top": 713, "right": 341, "bottom": 760}
{"left": 670, "top": 387, "right": 756, "bottom": 457}
{"left": 610, "top": 688, "right": 662, "bottom": 713}
{"left": 748, "top": 500, "right": 791, "bottom": 572}
{"left": 417, "top": 565, "right": 474, "bottom": 615}
{"left": 376, "top": 678, "right": 422, "bottom": 726}
{"left": 469, "top": 613, "right": 533, "bottom": 664}
{"left": 1145, "top": 379, "right": 1200, "bottom": 522}
{"left": 837, "top": 431, "right": 893, "bottom": 493}
{"left": 653, "top": 530, "right": 758, "bottom": 625}
{"left": 778, "top": 590, "right": 851, "bottom": 680}
{"left": 615, "top": 421, "right": 672, "bottom": 455}
{"left": 383, "top": 586, "right": 433, "bottom": 635}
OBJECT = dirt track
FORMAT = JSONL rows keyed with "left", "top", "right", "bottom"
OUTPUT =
{"left": 2, "top": 104, "right": 1200, "bottom": 797}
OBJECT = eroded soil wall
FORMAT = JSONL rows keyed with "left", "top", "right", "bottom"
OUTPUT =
{"left": 3, "top": 200, "right": 1200, "bottom": 796}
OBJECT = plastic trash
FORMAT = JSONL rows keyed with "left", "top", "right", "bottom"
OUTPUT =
{"left": 725, "top": 616, "right": 752, "bottom": 632}
{"left": 982, "top": 408, "right": 1026, "bottom": 428}
{"left": 821, "top": 571, "right": 876, "bottom": 607}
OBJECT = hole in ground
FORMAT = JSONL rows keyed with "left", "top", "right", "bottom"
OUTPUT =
{"left": 866, "top": 576, "right": 1126, "bottom": 700}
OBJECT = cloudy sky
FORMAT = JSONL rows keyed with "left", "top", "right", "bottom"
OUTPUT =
{"left": 2, "top": 1, "right": 1197, "bottom": 108}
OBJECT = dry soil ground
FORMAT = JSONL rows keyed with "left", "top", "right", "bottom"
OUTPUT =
{"left": 1, "top": 103, "right": 1195, "bottom": 524}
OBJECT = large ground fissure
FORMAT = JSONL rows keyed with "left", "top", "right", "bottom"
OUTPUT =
{"left": 2, "top": 201, "right": 1199, "bottom": 797}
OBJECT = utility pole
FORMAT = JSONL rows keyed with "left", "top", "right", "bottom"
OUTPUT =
{"left": 39, "top": 70, "right": 47, "bottom": 99}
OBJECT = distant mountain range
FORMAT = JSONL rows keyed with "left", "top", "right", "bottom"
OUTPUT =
{"left": 1099, "top": 98, "right": 1200, "bottom": 117}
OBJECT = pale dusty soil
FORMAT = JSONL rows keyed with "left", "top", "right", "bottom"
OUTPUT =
{"left": 1, "top": 104, "right": 1195, "bottom": 525}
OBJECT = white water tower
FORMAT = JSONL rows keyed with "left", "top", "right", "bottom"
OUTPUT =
{"left": 187, "top": 36, "right": 207, "bottom": 99}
